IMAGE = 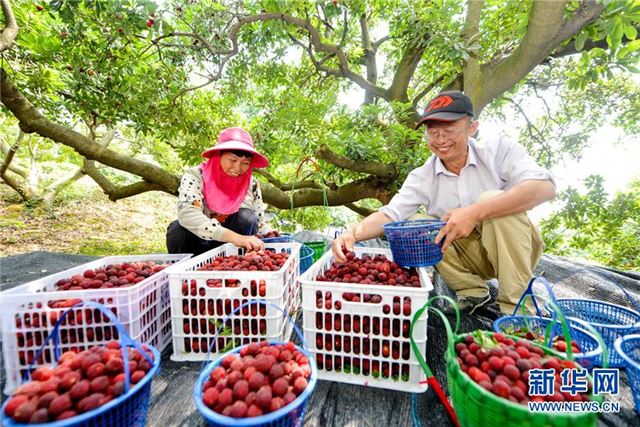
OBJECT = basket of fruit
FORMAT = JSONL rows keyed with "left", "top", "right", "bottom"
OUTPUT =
{"left": 614, "top": 334, "right": 640, "bottom": 415}
{"left": 1, "top": 301, "right": 160, "bottom": 427}
{"left": 411, "top": 296, "right": 605, "bottom": 427}
{"left": 495, "top": 278, "right": 605, "bottom": 369}
{"left": 383, "top": 219, "right": 445, "bottom": 267}
{"left": 257, "top": 231, "right": 293, "bottom": 243}
{"left": 194, "top": 301, "right": 317, "bottom": 426}
{"left": 299, "top": 245, "right": 314, "bottom": 275}
{"left": 539, "top": 278, "right": 640, "bottom": 368}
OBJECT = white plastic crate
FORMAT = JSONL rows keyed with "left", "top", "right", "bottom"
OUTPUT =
{"left": 168, "top": 242, "right": 301, "bottom": 361}
{"left": 0, "top": 253, "right": 191, "bottom": 395}
{"left": 299, "top": 247, "right": 433, "bottom": 392}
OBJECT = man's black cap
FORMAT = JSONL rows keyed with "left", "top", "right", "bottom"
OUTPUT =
{"left": 415, "top": 90, "right": 475, "bottom": 129}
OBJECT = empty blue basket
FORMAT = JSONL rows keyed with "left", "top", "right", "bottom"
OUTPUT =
{"left": 383, "top": 220, "right": 445, "bottom": 267}
{"left": 299, "top": 244, "right": 314, "bottom": 275}
{"left": 614, "top": 334, "right": 640, "bottom": 415}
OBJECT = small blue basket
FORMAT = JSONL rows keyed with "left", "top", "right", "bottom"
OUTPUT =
{"left": 260, "top": 234, "right": 293, "bottom": 243}
{"left": 494, "top": 315, "right": 603, "bottom": 369}
{"left": 546, "top": 299, "right": 640, "bottom": 367}
{"left": 299, "top": 245, "right": 314, "bottom": 275}
{"left": 194, "top": 301, "right": 317, "bottom": 427}
{"left": 614, "top": 334, "right": 640, "bottom": 415}
{"left": 383, "top": 220, "right": 445, "bottom": 267}
{"left": 1, "top": 301, "right": 160, "bottom": 427}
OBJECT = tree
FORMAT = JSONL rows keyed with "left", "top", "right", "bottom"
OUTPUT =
{"left": 1, "top": 0, "right": 640, "bottom": 216}
{"left": 540, "top": 175, "right": 640, "bottom": 270}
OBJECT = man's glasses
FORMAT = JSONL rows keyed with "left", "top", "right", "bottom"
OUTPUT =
{"left": 424, "top": 126, "right": 467, "bottom": 140}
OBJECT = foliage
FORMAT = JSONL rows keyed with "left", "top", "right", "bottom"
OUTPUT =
{"left": 540, "top": 175, "right": 640, "bottom": 271}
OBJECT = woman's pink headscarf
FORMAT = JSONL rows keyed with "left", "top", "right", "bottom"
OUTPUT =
{"left": 200, "top": 127, "right": 269, "bottom": 215}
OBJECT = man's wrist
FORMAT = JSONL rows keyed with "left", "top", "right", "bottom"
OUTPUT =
{"left": 349, "top": 224, "right": 360, "bottom": 241}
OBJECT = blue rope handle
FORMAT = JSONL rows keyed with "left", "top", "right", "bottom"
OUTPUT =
{"left": 200, "top": 300, "right": 306, "bottom": 373}
{"left": 512, "top": 276, "right": 559, "bottom": 317}
{"left": 23, "top": 301, "right": 155, "bottom": 395}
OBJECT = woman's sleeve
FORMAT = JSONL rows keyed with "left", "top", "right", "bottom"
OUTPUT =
{"left": 177, "top": 168, "right": 228, "bottom": 241}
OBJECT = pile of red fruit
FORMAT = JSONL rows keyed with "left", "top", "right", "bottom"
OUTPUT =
{"left": 198, "top": 250, "right": 289, "bottom": 272}
{"left": 315, "top": 252, "right": 421, "bottom": 287}
{"left": 256, "top": 231, "right": 285, "bottom": 239}
{"left": 508, "top": 327, "right": 582, "bottom": 354}
{"left": 456, "top": 332, "right": 592, "bottom": 405}
{"left": 201, "top": 341, "right": 312, "bottom": 418}
{"left": 3, "top": 342, "right": 155, "bottom": 424}
{"left": 54, "top": 262, "right": 168, "bottom": 291}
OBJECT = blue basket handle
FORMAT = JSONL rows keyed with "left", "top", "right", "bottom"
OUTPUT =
{"left": 512, "top": 276, "right": 559, "bottom": 317}
{"left": 200, "top": 300, "right": 306, "bottom": 373}
{"left": 23, "top": 301, "right": 155, "bottom": 395}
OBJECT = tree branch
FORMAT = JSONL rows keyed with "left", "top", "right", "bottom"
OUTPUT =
{"left": 360, "top": 13, "right": 378, "bottom": 104}
{"left": 0, "top": 0, "right": 19, "bottom": 53}
{"left": 253, "top": 169, "right": 323, "bottom": 191}
{"left": 0, "top": 130, "right": 27, "bottom": 199}
{"left": 316, "top": 144, "right": 397, "bottom": 179}
{"left": 0, "top": 68, "right": 181, "bottom": 194}
{"left": 81, "top": 160, "right": 168, "bottom": 201}
{"left": 0, "top": 138, "right": 28, "bottom": 178}
{"left": 261, "top": 175, "right": 392, "bottom": 209}
{"left": 345, "top": 202, "right": 375, "bottom": 217}
{"left": 478, "top": 0, "right": 604, "bottom": 113}
{"left": 461, "top": 0, "right": 484, "bottom": 98}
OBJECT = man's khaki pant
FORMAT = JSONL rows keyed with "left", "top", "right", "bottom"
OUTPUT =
{"left": 431, "top": 190, "right": 544, "bottom": 314}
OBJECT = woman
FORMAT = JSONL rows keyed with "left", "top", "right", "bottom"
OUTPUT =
{"left": 166, "top": 127, "right": 270, "bottom": 255}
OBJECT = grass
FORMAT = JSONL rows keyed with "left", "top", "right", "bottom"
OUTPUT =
{"left": 0, "top": 180, "right": 177, "bottom": 257}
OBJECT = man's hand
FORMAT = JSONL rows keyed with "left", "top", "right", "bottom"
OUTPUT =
{"left": 332, "top": 228, "right": 356, "bottom": 264}
{"left": 434, "top": 205, "right": 480, "bottom": 252}
{"left": 234, "top": 235, "right": 265, "bottom": 251}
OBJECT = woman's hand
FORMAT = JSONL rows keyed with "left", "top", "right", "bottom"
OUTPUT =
{"left": 233, "top": 235, "right": 265, "bottom": 252}
{"left": 332, "top": 229, "right": 356, "bottom": 264}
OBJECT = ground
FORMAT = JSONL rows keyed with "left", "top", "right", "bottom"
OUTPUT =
{"left": 0, "top": 181, "right": 177, "bottom": 257}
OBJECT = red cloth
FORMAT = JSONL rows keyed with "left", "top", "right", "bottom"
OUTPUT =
{"left": 201, "top": 154, "right": 252, "bottom": 215}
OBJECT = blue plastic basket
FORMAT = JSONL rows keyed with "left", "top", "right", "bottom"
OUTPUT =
{"left": 383, "top": 220, "right": 445, "bottom": 267}
{"left": 260, "top": 234, "right": 293, "bottom": 243}
{"left": 494, "top": 315, "right": 603, "bottom": 369}
{"left": 546, "top": 299, "right": 640, "bottom": 367}
{"left": 0, "top": 301, "right": 160, "bottom": 427}
{"left": 299, "top": 245, "right": 314, "bottom": 275}
{"left": 614, "top": 334, "right": 640, "bottom": 415}
{"left": 194, "top": 301, "right": 317, "bottom": 427}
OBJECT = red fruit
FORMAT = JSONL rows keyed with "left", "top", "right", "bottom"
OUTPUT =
{"left": 230, "top": 400, "right": 248, "bottom": 418}
{"left": 255, "top": 385, "right": 272, "bottom": 410}
{"left": 56, "top": 409, "right": 78, "bottom": 420}
{"left": 293, "top": 377, "right": 308, "bottom": 395}
{"left": 90, "top": 376, "right": 110, "bottom": 394}
{"left": 464, "top": 354, "right": 479, "bottom": 367}
{"left": 270, "top": 396, "right": 285, "bottom": 412}
{"left": 49, "top": 393, "right": 73, "bottom": 416}
{"left": 254, "top": 355, "right": 277, "bottom": 374}
{"left": 269, "top": 363, "right": 285, "bottom": 379}
{"left": 248, "top": 372, "right": 266, "bottom": 391}
{"left": 36, "top": 5, "right": 44, "bottom": 11}
{"left": 69, "top": 380, "right": 91, "bottom": 400}
{"left": 203, "top": 387, "right": 219, "bottom": 408}
{"left": 131, "top": 370, "right": 145, "bottom": 383}
{"left": 77, "top": 393, "right": 103, "bottom": 413}
{"left": 29, "top": 408, "right": 50, "bottom": 423}
{"left": 81, "top": 354, "right": 101, "bottom": 372}
{"left": 31, "top": 366, "right": 53, "bottom": 382}
{"left": 503, "top": 364, "right": 521, "bottom": 382}
{"left": 210, "top": 367, "right": 226, "bottom": 383}
{"left": 478, "top": 380, "right": 493, "bottom": 392}
{"left": 14, "top": 381, "right": 42, "bottom": 397}
{"left": 226, "top": 370, "right": 242, "bottom": 387}
{"left": 272, "top": 378, "right": 288, "bottom": 397}
{"left": 4, "top": 395, "right": 29, "bottom": 417}
{"left": 86, "top": 363, "right": 105, "bottom": 380}
{"left": 218, "top": 388, "right": 233, "bottom": 407}
{"left": 13, "top": 399, "right": 38, "bottom": 423}
{"left": 516, "top": 358, "right": 532, "bottom": 372}
{"left": 493, "top": 381, "right": 510, "bottom": 399}
{"left": 38, "top": 391, "right": 59, "bottom": 409}
{"left": 233, "top": 380, "right": 250, "bottom": 400}
{"left": 247, "top": 404, "right": 263, "bottom": 417}
{"left": 146, "top": 19, "right": 155, "bottom": 27}
{"left": 105, "top": 357, "right": 124, "bottom": 374}
{"left": 61, "top": 371, "right": 82, "bottom": 390}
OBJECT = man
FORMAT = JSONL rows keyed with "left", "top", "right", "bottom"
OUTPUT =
{"left": 332, "top": 90, "right": 556, "bottom": 314}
